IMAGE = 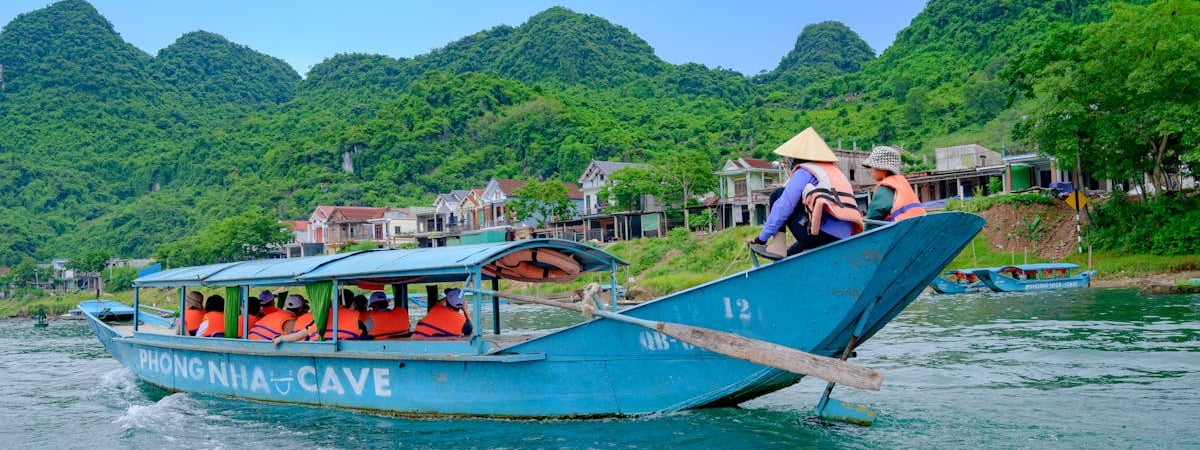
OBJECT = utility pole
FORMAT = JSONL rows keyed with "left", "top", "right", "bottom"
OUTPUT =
{"left": 1074, "top": 150, "right": 1084, "bottom": 254}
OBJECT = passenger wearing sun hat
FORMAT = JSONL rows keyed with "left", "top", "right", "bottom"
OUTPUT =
{"left": 748, "top": 127, "right": 864, "bottom": 260}
{"left": 412, "top": 287, "right": 473, "bottom": 339}
{"left": 180, "top": 291, "right": 206, "bottom": 336}
{"left": 862, "top": 145, "right": 926, "bottom": 223}
{"left": 363, "top": 291, "right": 412, "bottom": 340}
{"left": 258, "top": 290, "right": 280, "bottom": 316}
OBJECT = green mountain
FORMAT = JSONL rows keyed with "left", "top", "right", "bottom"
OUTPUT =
{"left": 153, "top": 31, "right": 300, "bottom": 107}
{"left": 0, "top": 0, "right": 1137, "bottom": 268}
{"left": 756, "top": 21, "right": 875, "bottom": 87}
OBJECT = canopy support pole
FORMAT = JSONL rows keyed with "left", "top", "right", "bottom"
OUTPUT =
{"left": 491, "top": 277, "right": 500, "bottom": 335}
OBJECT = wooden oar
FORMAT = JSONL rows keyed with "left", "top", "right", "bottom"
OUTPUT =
{"left": 477, "top": 289, "right": 883, "bottom": 391}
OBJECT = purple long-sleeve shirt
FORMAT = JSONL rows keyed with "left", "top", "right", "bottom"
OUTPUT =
{"left": 757, "top": 167, "right": 854, "bottom": 242}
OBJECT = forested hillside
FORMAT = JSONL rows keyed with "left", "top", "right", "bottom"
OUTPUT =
{"left": 0, "top": 0, "right": 1172, "bottom": 267}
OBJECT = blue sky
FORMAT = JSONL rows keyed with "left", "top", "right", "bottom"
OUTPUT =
{"left": 1, "top": 0, "right": 928, "bottom": 77}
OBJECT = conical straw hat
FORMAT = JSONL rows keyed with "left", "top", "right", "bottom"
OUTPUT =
{"left": 773, "top": 127, "right": 837, "bottom": 162}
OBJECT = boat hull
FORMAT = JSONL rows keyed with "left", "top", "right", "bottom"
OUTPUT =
{"left": 975, "top": 269, "right": 1095, "bottom": 292}
{"left": 929, "top": 277, "right": 989, "bottom": 294}
{"left": 87, "top": 212, "right": 985, "bottom": 417}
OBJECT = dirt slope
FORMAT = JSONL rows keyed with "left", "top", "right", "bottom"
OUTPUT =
{"left": 974, "top": 202, "right": 1079, "bottom": 260}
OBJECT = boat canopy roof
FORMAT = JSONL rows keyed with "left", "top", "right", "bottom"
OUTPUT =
{"left": 999, "top": 263, "right": 1080, "bottom": 271}
{"left": 133, "top": 239, "right": 627, "bottom": 288}
{"left": 943, "top": 267, "right": 999, "bottom": 274}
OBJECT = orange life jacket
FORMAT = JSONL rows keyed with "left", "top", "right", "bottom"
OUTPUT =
{"left": 198, "top": 311, "right": 226, "bottom": 337}
{"left": 798, "top": 162, "right": 865, "bottom": 236}
{"left": 181, "top": 308, "right": 205, "bottom": 336}
{"left": 260, "top": 305, "right": 281, "bottom": 316}
{"left": 366, "top": 308, "right": 412, "bottom": 339}
{"left": 412, "top": 304, "right": 467, "bottom": 339}
{"left": 297, "top": 307, "right": 362, "bottom": 341}
{"left": 248, "top": 310, "right": 296, "bottom": 341}
{"left": 235, "top": 314, "right": 260, "bottom": 339}
{"left": 875, "top": 174, "right": 926, "bottom": 222}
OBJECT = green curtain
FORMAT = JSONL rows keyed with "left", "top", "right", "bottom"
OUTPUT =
{"left": 306, "top": 281, "right": 333, "bottom": 341}
{"left": 224, "top": 286, "right": 241, "bottom": 337}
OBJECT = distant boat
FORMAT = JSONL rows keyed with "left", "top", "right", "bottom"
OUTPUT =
{"left": 82, "top": 212, "right": 984, "bottom": 419}
{"left": 76, "top": 299, "right": 136, "bottom": 322}
{"left": 974, "top": 263, "right": 1095, "bottom": 292}
{"left": 32, "top": 307, "right": 49, "bottom": 328}
{"left": 928, "top": 268, "right": 992, "bottom": 294}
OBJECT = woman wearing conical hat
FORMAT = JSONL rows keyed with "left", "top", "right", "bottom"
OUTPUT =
{"left": 748, "top": 127, "right": 864, "bottom": 260}
{"left": 862, "top": 146, "right": 926, "bottom": 223}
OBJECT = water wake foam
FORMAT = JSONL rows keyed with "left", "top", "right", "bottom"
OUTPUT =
{"left": 114, "top": 393, "right": 197, "bottom": 430}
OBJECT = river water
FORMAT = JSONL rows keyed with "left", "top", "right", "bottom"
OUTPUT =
{"left": 2, "top": 288, "right": 1197, "bottom": 449}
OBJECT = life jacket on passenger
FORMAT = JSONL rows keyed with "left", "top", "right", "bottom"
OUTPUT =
{"left": 798, "top": 162, "right": 865, "bottom": 236}
{"left": 259, "top": 304, "right": 281, "bottom": 317}
{"left": 235, "top": 313, "right": 260, "bottom": 339}
{"left": 366, "top": 308, "right": 412, "bottom": 339}
{"left": 875, "top": 174, "right": 926, "bottom": 222}
{"left": 181, "top": 308, "right": 205, "bottom": 336}
{"left": 248, "top": 310, "right": 296, "bottom": 341}
{"left": 198, "top": 311, "right": 227, "bottom": 337}
{"left": 412, "top": 304, "right": 467, "bottom": 339}
{"left": 296, "top": 307, "right": 362, "bottom": 341}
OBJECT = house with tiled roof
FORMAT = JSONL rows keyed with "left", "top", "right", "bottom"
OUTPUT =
{"left": 479, "top": 178, "right": 584, "bottom": 229}
{"left": 576, "top": 160, "right": 668, "bottom": 241}
{"left": 713, "top": 157, "right": 788, "bottom": 228}
{"left": 295, "top": 205, "right": 416, "bottom": 254}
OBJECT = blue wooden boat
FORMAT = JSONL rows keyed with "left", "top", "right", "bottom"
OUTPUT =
{"left": 83, "top": 212, "right": 984, "bottom": 418}
{"left": 928, "top": 268, "right": 992, "bottom": 294}
{"left": 974, "top": 263, "right": 1095, "bottom": 292}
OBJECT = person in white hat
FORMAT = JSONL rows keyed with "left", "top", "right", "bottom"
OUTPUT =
{"left": 748, "top": 127, "right": 864, "bottom": 260}
{"left": 862, "top": 146, "right": 926, "bottom": 223}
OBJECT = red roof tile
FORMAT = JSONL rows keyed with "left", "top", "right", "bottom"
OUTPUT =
{"left": 495, "top": 179, "right": 528, "bottom": 195}
{"left": 742, "top": 157, "right": 775, "bottom": 169}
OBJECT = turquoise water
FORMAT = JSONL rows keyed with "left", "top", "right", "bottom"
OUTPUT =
{"left": 2, "top": 288, "right": 1197, "bottom": 449}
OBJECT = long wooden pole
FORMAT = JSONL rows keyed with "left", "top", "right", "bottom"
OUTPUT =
{"left": 477, "top": 290, "right": 883, "bottom": 391}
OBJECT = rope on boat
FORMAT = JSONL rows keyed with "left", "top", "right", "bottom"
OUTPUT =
{"left": 579, "top": 283, "right": 602, "bottom": 317}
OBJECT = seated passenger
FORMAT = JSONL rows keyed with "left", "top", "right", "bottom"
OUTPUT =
{"left": 180, "top": 291, "right": 205, "bottom": 336}
{"left": 252, "top": 294, "right": 307, "bottom": 342}
{"left": 364, "top": 291, "right": 411, "bottom": 339}
{"left": 294, "top": 295, "right": 364, "bottom": 341}
{"left": 412, "top": 288, "right": 472, "bottom": 339}
{"left": 862, "top": 145, "right": 927, "bottom": 222}
{"left": 196, "top": 295, "right": 226, "bottom": 337}
{"left": 258, "top": 290, "right": 280, "bottom": 316}
{"left": 749, "top": 127, "right": 863, "bottom": 259}
{"left": 235, "top": 297, "right": 262, "bottom": 338}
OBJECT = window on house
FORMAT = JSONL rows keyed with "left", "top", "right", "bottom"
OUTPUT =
{"left": 734, "top": 179, "right": 747, "bottom": 197}
{"left": 849, "top": 169, "right": 856, "bottom": 180}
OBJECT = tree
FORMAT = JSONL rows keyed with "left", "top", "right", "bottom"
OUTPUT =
{"left": 68, "top": 249, "right": 113, "bottom": 276}
{"left": 1012, "top": 0, "right": 1200, "bottom": 196}
{"left": 68, "top": 249, "right": 114, "bottom": 295}
{"left": 602, "top": 166, "right": 661, "bottom": 213}
{"left": 654, "top": 150, "right": 717, "bottom": 230}
{"left": 154, "top": 211, "right": 292, "bottom": 267}
{"left": 510, "top": 179, "right": 575, "bottom": 228}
